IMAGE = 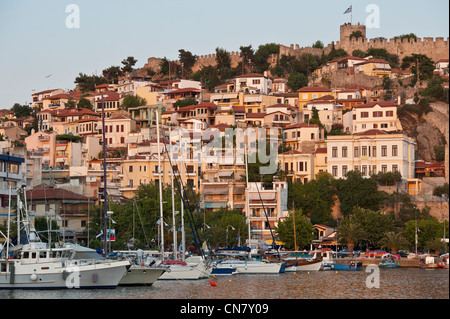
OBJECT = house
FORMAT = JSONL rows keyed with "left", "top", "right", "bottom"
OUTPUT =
{"left": 176, "top": 102, "right": 217, "bottom": 126}
{"left": 42, "top": 92, "right": 81, "bottom": 110}
{"left": 279, "top": 149, "right": 314, "bottom": 184}
{"left": 343, "top": 101, "right": 402, "bottom": 134}
{"left": 102, "top": 111, "right": 136, "bottom": 148}
{"left": 24, "top": 131, "right": 57, "bottom": 167}
{"left": 39, "top": 108, "right": 100, "bottom": 134}
{"left": 313, "top": 147, "right": 328, "bottom": 176}
{"left": 297, "top": 87, "right": 332, "bottom": 110}
{"left": 272, "top": 78, "right": 288, "bottom": 93}
{"left": 94, "top": 90, "right": 122, "bottom": 117}
{"left": 163, "top": 88, "right": 201, "bottom": 108}
{"left": 234, "top": 73, "right": 272, "bottom": 95}
{"left": 354, "top": 59, "right": 392, "bottom": 78}
{"left": 325, "top": 129, "right": 416, "bottom": 180}
{"left": 25, "top": 185, "right": 94, "bottom": 245}
{"left": 434, "top": 59, "right": 449, "bottom": 76}
{"left": 283, "top": 123, "right": 323, "bottom": 152}
{"left": 0, "top": 142, "right": 26, "bottom": 206}
{"left": 31, "top": 89, "right": 64, "bottom": 110}
{"left": 328, "top": 56, "right": 368, "bottom": 73}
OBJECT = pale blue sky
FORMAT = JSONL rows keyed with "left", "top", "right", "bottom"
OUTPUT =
{"left": 0, "top": 0, "right": 448, "bottom": 108}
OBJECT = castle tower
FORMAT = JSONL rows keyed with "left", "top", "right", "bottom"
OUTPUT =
{"left": 340, "top": 23, "right": 366, "bottom": 43}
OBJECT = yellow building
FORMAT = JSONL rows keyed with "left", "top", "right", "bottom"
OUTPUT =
{"left": 354, "top": 59, "right": 391, "bottom": 78}
{"left": 297, "top": 87, "right": 332, "bottom": 110}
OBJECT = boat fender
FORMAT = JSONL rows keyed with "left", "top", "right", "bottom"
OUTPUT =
{"left": 93, "top": 273, "right": 97, "bottom": 283}
{"left": 330, "top": 264, "right": 334, "bottom": 270}
{"left": 30, "top": 273, "right": 38, "bottom": 281}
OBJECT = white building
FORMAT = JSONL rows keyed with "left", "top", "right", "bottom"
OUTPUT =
{"left": 326, "top": 129, "right": 416, "bottom": 180}
{"left": 234, "top": 73, "right": 272, "bottom": 95}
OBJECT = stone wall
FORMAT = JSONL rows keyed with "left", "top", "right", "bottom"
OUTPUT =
{"left": 413, "top": 201, "right": 449, "bottom": 221}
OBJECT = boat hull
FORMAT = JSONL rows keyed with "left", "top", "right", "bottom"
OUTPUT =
{"left": 323, "top": 262, "right": 362, "bottom": 271}
{"left": 217, "top": 261, "right": 282, "bottom": 274}
{"left": 285, "top": 260, "right": 323, "bottom": 272}
{"left": 119, "top": 265, "right": 166, "bottom": 286}
{"left": 0, "top": 260, "right": 130, "bottom": 289}
{"left": 158, "top": 263, "right": 211, "bottom": 280}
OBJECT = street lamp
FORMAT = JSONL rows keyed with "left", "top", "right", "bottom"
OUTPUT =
{"left": 226, "top": 225, "right": 236, "bottom": 248}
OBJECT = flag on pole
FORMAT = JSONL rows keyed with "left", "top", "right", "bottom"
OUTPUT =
{"left": 344, "top": 5, "right": 352, "bottom": 14}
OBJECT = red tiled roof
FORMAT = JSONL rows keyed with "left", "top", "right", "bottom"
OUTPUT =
{"left": 355, "top": 129, "right": 389, "bottom": 136}
{"left": 353, "top": 101, "right": 397, "bottom": 108}
{"left": 164, "top": 87, "right": 201, "bottom": 95}
{"left": 26, "top": 185, "right": 92, "bottom": 201}
{"left": 284, "top": 123, "right": 319, "bottom": 129}
{"left": 235, "top": 73, "right": 265, "bottom": 78}
{"left": 246, "top": 112, "right": 266, "bottom": 118}
{"left": 297, "top": 86, "right": 331, "bottom": 93}
{"left": 314, "top": 147, "right": 327, "bottom": 154}
{"left": 232, "top": 106, "right": 245, "bottom": 112}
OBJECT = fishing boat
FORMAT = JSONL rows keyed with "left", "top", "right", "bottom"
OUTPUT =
{"left": 439, "top": 253, "right": 449, "bottom": 269}
{"left": 325, "top": 261, "right": 363, "bottom": 271}
{"left": 314, "top": 250, "right": 362, "bottom": 270}
{"left": 282, "top": 251, "right": 323, "bottom": 272}
{"left": 418, "top": 254, "right": 442, "bottom": 269}
{"left": 379, "top": 253, "right": 400, "bottom": 268}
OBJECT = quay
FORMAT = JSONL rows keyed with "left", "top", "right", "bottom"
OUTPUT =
{"left": 333, "top": 257, "right": 420, "bottom": 267}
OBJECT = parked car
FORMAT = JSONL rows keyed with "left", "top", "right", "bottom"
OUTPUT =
{"left": 398, "top": 250, "right": 410, "bottom": 258}
{"left": 360, "top": 250, "right": 387, "bottom": 258}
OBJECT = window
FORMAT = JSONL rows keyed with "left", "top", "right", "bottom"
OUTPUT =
{"left": 386, "top": 111, "right": 394, "bottom": 117}
{"left": 392, "top": 165, "right": 398, "bottom": 172}
{"left": 372, "top": 165, "right": 377, "bottom": 174}
{"left": 381, "top": 123, "right": 388, "bottom": 128}
{"left": 299, "top": 162, "right": 304, "bottom": 171}
{"left": 342, "top": 165, "right": 348, "bottom": 176}
{"left": 362, "top": 146, "right": 368, "bottom": 156}
{"left": 332, "top": 147, "right": 338, "bottom": 157}
{"left": 120, "top": 137, "right": 125, "bottom": 144}
{"left": 392, "top": 145, "right": 398, "bottom": 156}
{"left": 382, "top": 165, "right": 387, "bottom": 173}
{"left": 129, "top": 165, "right": 133, "bottom": 173}
{"left": 373, "top": 111, "right": 383, "bottom": 117}
{"left": 354, "top": 146, "right": 359, "bottom": 157}
{"left": 372, "top": 146, "right": 377, "bottom": 157}
{"left": 361, "top": 165, "right": 368, "bottom": 176}
{"left": 332, "top": 166, "right": 338, "bottom": 177}
{"left": 381, "top": 145, "right": 387, "bottom": 156}
{"left": 342, "top": 146, "right": 348, "bottom": 157}
{"left": 361, "top": 112, "right": 369, "bottom": 118}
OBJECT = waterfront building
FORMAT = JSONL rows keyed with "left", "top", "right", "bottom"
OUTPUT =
{"left": 325, "top": 129, "right": 416, "bottom": 180}
{"left": 297, "top": 86, "right": 332, "bottom": 110}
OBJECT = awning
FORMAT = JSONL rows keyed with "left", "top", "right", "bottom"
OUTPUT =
{"left": 265, "top": 239, "right": 285, "bottom": 246}
{"left": 56, "top": 158, "right": 66, "bottom": 163}
{"left": 249, "top": 193, "right": 276, "bottom": 201}
{"left": 217, "top": 171, "right": 234, "bottom": 177}
{"left": 56, "top": 146, "right": 67, "bottom": 151}
{"left": 202, "top": 186, "right": 228, "bottom": 195}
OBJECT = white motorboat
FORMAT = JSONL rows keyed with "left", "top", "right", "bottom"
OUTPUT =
{"left": 214, "top": 259, "right": 282, "bottom": 275}
{"left": 0, "top": 241, "right": 130, "bottom": 289}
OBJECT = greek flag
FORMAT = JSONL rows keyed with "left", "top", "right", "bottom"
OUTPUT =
{"left": 344, "top": 5, "right": 352, "bottom": 14}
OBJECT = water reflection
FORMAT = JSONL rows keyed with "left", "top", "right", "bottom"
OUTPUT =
{"left": 1, "top": 268, "right": 448, "bottom": 299}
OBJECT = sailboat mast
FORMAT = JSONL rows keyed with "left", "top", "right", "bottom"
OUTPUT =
{"left": 169, "top": 125, "right": 177, "bottom": 260}
{"left": 180, "top": 138, "right": 185, "bottom": 262}
{"left": 155, "top": 108, "right": 165, "bottom": 258}
{"left": 244, "top": 137, "right": 251, "bottom": 256}
{"left": 101, "top": 92, "right": 108, "bottom": 256}
{"left": 6, "top": 187, "right": 11, "bottom": 259}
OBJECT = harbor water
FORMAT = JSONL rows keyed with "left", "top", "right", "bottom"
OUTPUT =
{"left": 1, "top": 268, "right": 448, "bottom": 299}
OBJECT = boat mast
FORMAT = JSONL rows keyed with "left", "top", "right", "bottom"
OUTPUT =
{"left": 169, "top": 125, "right": 177, "bottom": 260}
{"left": 101, "top": 92, "right": 108, "bottom": 256}
{"left": 244, "top": 136, "right": 251, "bottom": 257}
{"left": 155, "top": 108, "right": 165, "bottom": 258}
{"left": 180, "top": 137, "right": 185, "bottom": 261}
{"left": 6, "top": 187, "right": 11, "bottom": 259}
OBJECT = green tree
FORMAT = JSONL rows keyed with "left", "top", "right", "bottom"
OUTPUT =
{"left": 335, "top": 170, "right": 382, "bottom": 216}
{"left": 12, "top": 103, "right": 32, "bottom": 118}
{"left": 425, "top": 237, "right": 448, "bottom": 254}
{"left": 378, "top": 231, "right": 408, "bottom": 254}
{"left": 64, "top": 99, "right": 77, "bottom": 109}
{"left": 287, "top": 73, "right": 308, "bottom": 92}
{"left": 351, "top": 207, "right": 395, "bottom": 249}
{"left": 349, "top": 31, "right": 364, "bottom": 40}
{"left": 78, "top": 98, "right": 94, "bottom": 111}
{"left": 371, "top": 171, "right": 402, "bottom": 186}
{"left": 401, "top": 54, "right": 435, "bottom": 84}
{"left": 252, "top": 43, "right": 279, "bottom": 73}
{"left": 174, "top": 97, "right": 198, "bottom": 110}
{"left": 119, "top": 95, "right": 147, "bottom": 111}
{"left": 215, "top": 47, "right": 231, "bottom": 70}
{"left": 178, "top": 49, "right": 197, "bottom": 76}
{"left": 102, "top": 65, "right": 123, "bottom": 84}
{"left": 433, "top": 183, "right": 449, "bottom": 199}
{"left": 312, "top": 40, "right": 324, "bottom": 49}
{"left": 274, "top": 209, "right": 314, "bottom": 250}
{"left": 239, "top": 45, "right": 255, "bottom": 74}
{"left": 404, "top": 217, "right": 444, "bottom": 251}
{"left": 121, "top": 56, "right": 138, "bottom": 73}
{"left": 191, "top": 65, "right": 220, "bottom": 91}
{"left": 74, "top": 73, "right": 107, "bottom": 93}
{"left": 337, "top": 216, "right": 366, "bottom": 253}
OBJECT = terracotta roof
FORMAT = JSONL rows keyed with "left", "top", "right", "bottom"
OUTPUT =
{"left": 328, "top": 56, "right": 367, "bottom": 63}
{"left": 284, "top": 123, "right": 319, "bottom": 129}
{"left": 164, "top": 87, "right": 201, "bottom": 95}
{"left": 297, "top": 86, "right": 331, "bottom": 93}
{"left": 43, "top": 108, "right": 99, "bottom": 117}
{"left": 314, "top": 147, "right": 327, "bottom": 154}
{"left": 354, "top": 59, "right": 390, "bottom": 65}
{"left": 353, "top": 101, "right": 397, "bottom": 108}
{"left": 235, "top": 73, "right": 265, "bottom": 78}
{"left": 246, "top": 112, "right": 266, "bottom": 118}
{"left": 280, "top": 149, "right": 303, "bottom": 155}
{"left": 26, "top": 185, "right": 92, "bottom": 201}
{"left": 355, "top": 129, "right": 389, "bottom": 136}
{"left": 42, "top": 93, "right": 80, "bottom": 100}
{"left": 177, "top": 102, "right": 217, "bottom": 112}
{"left": 232, "top": 106, "right": 245, "bottom": 112}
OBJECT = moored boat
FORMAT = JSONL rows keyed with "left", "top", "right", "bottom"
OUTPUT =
{"left": 379, "top": 253, "right": 400, "bottom": 268}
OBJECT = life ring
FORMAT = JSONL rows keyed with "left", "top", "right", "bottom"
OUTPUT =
{"left": 350, "top": 262, "right": 355, "bottom": 268}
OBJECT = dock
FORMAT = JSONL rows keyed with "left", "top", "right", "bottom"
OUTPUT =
{"left": 333, "top": 257, "right": 420, "bottom": 267}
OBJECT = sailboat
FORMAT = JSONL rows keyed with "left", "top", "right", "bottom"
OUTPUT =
{"left": 153, "top": 108, "right": 212, "bottom": 281}
{"left": 0, "top": 188, "right": 130, "bottom": 289}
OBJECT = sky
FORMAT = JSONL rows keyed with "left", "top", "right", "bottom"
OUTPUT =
{"left": 0, "top": 0, "right": 448, "bottom": 108}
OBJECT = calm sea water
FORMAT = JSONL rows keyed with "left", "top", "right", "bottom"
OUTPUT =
{"left": 1, "top": 268, "right": 448, "bottom": 300}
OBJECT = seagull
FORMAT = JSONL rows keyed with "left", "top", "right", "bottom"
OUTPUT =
{"left": 45, "top": 74, "right": 52, "bottom": 78}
